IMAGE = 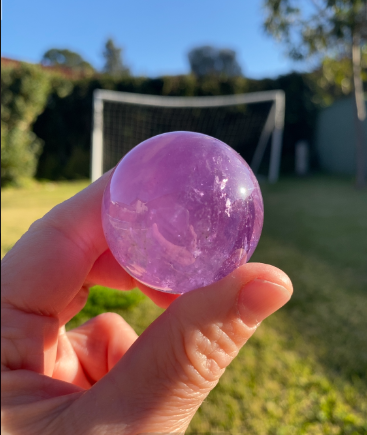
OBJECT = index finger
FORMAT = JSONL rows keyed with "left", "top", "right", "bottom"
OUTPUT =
{"left": 1, "top": 173, "right": 175, "bottom": 316}
{"left": 1, "top": 172, "right": 110, "bottom": 315}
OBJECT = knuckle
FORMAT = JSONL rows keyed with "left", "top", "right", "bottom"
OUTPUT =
{"left": 168, "top": 312, "right": 255, "bottom": 390}
{"left": 184, "top": 319, "right": 250, "bottom": 383}
{"left": 144, "top": 306, "right": 258, "bottom": 401}
{"left": 94, "top": 311, "right": 122, "bottom": 326}
{"left": 28, "top": 217, "right": 44, "bottom": 232}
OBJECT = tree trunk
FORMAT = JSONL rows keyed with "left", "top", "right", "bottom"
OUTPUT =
{"left": 352, "top": 32, "right": 367, "bottom": 189}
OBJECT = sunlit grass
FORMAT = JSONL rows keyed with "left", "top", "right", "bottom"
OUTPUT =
{"left": 1, "top": 180, "right": 89, "bottom": 258}
{"left": 2, "top": 176, "right": 367, "bottom": 434}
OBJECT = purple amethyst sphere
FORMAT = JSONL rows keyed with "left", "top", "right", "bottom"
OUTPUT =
{"left": 102, "top": 131, "right": 264, "bottom": 294}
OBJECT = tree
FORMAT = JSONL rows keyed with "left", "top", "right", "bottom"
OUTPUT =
{"left": 1, "top": 63, "right": 51, "bottom": 185}
{"left": 264, "top": 0, "right": 367, "bottom": 187}
{"left": 188, "top": 46, "right": 242, "bottom": 77}
{"left": 309, "top": 44, "right": 367, "bottom": 106}
{"left": 41, "top": 49, "right": 95, "bottom": 74}
{"left": 103, "top": 38, "right": 129, "bottom": 76}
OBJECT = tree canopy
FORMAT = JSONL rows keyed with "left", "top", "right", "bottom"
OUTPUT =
{"left": 310, "top": 45, "right": 367, "bottom": 106}
{"left": 188, "top": 46, "right": 242, "bottom": 77}
{"left": 263, "top": 0, "right": 367, "bottom": 60}
{"left": 41, "top": 49, "right": 94, "bottom": 74}
{"left": 103, "top": 38, "right": 129, "bottom": 76}
{"left": 263, "top": 0, "right": 367, "bottom": 187}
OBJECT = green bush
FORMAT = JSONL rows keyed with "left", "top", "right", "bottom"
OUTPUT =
{"left": 2, "top": 64, "right": 323, "bottom": 182}
{"left": 1, "top": 63, "right": 51, "bottom": 186}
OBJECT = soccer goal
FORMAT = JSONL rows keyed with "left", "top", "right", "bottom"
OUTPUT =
{"left": 91, "top": 89, "right": 285, "bottom": 183}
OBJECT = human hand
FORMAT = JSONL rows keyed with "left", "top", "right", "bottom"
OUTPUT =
{"left": 1, "top": 173, "right": 293, "bottom": 434}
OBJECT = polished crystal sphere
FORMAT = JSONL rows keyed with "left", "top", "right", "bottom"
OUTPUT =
{"left": 102, "top": 131, "right": 264, "bottom": 294}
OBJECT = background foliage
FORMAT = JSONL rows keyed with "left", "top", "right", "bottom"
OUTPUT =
{"left": 33, "top": 71, "right": 319, "bottom": 180}
{"left": 1, "top": 63, "right": 51, "bottom": 186}
{"left": 188, "top": 45, "right": 243, "bottom": 77}
{"left": 1, "top": 63, "right": 75, "bottom": 186}
{"left": 102, "top": 38, "right": 130, "bottom": 77}
{"left": 41, "top": 48, "right": 95, "bottom": 75}
{"left": 1, "top": 58, "right": 356, "bottom": 183}
{"left": 309, "top": 44, "right": 367, "bottom": 107}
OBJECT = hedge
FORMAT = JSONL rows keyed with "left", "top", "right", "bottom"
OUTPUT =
{"left": 1, "top": 63, "right": 51, "bottom": 186}
{"left": 33, "top": 72, "right": 319, "bottom": 180}
{"left": 1, "top": 63, "right": 74, "bottom": 186}
{"left": 2, "top": 63, "right": 321, "bottom": 182}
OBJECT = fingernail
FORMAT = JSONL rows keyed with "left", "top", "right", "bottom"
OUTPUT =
{"left": 238, "top": 279, "right": 291, "bottom": 328}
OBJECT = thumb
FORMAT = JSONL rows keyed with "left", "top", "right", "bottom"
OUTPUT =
{"left": 72, "top": 263, "right": 292, "bottom": 434}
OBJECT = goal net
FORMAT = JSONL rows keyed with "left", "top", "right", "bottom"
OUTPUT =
{"left": 91, "top": 89, "right": 285, "bottom": 182}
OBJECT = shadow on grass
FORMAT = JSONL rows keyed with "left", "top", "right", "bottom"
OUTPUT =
{"left": 253, "top": 175, "right": 367, "bottom": 384}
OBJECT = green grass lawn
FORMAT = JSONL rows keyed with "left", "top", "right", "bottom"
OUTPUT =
{"left": 2, "top": 176, "right": 367, "bottom": 434}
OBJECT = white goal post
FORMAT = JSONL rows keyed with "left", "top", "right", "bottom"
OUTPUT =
{"left": 91, "top": 89, "right": 285, "bottom": 183}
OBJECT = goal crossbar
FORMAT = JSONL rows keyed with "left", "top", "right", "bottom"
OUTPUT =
{"left": 93, "top": 88, "right": 283, "bottom": 108}
{"left": 91, "top": 89, "right": 285, "bottom": 182}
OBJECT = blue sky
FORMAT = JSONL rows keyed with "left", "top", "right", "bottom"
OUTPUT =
{"left": 1, "top": 0, "right": 309, "bottom": 79}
